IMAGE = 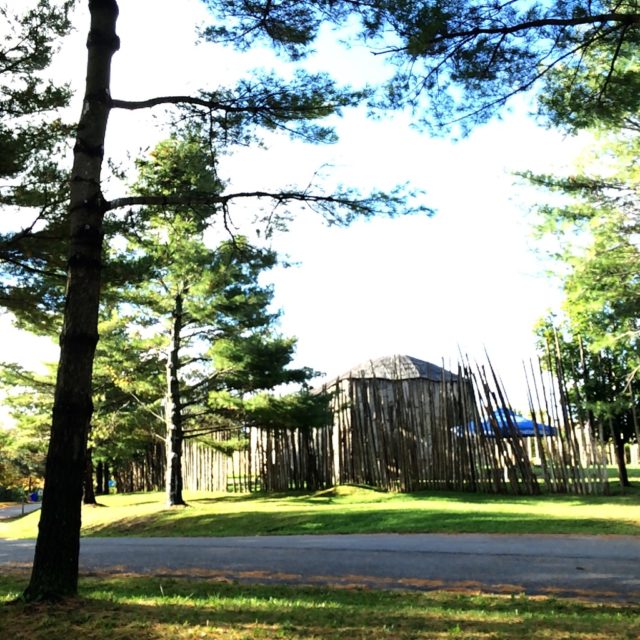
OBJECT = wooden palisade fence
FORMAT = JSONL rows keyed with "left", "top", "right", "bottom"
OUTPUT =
{"left": 117, "top": 354, "right": 611, "bottom": 495}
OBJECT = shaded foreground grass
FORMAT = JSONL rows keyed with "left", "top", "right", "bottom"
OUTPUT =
{"left": 2, "top": 480, "right": 640, "bottom": 539}
{"left": 1, "top": 572, "right": 639, "bottom": 639}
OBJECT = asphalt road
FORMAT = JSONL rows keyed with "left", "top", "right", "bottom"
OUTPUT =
{"left": 0, "top": 503, "right": 41, "bottom": 519}
{"left": 2, "top": 533, "right": 639, "bottom": 601}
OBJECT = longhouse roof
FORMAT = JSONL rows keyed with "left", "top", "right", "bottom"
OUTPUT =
{"left": 332, "top": 354, "right": 457, "bottom": 383}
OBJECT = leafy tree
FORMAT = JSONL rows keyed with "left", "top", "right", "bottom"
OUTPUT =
{"left": 89, "top": 309, "right": 166, "bottom": 497}
{"left": 536, "top": 317, "right": 637, "bottom": 487}
{"left": 0, "top": 315, "right": 163, "bottom": 502}
{"left": 530, "top": 129, "right": 640, "bottom": 486}
{"left": 0, "top": 430, "right": 23, "bottom": 498}
{"left": 0, "top": 363, "right": 55, "bottom": 486}
{"left": 529, "top": 130, "right": 640, "bottom": 358}
{"left": 244, "top": 388, "right": 333, "bottom": 437}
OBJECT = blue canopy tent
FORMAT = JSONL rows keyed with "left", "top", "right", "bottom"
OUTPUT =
{"left": 462, "top": 408, "right": 557, "bottom": 438}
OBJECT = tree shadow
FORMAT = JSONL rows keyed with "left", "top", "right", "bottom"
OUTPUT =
{"left": 2, "top": 575, "right": 637, "bottom": 639}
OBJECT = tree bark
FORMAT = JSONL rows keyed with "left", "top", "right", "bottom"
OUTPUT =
{"left": 102, "top": 461, "right": 111, "bottom": 494}
{"left": 166, "top": 292, "right": 187, "bottom": 506}
{"left": 611, "top": 418, "right": 631, "bottom": 488}
{"left": 24, "top": 0, "right": 120, "bottom": 601}
{"left": 83, "top": 447, "right": 97, "bottom": 504}
{"left": 95, "top": 460, "right": 104, "bottom": 495}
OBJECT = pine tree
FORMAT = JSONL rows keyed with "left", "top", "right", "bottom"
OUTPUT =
{"left": 208, "top": 1, "right": 640, "bottom": 131}
{"left": 0, "top": 0, "right": 72, "bottom": 181}
{"left": 0, "top": 1, "right": 73, "bottom": 331}
{"left": 20, "top": 1, "right": 416, "bottom": 600}
{"left": 122, "top": 135, "right": 322, "bottom": 506}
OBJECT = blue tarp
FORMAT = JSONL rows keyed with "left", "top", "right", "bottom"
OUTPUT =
{"left": 462, "top": 407, "right": 557, "bottom": 438}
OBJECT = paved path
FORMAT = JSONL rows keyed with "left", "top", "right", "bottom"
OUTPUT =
{"left": 2, "top": 534, "right": 639, "bottom": 601}
{"left": 0, "top": 503, "right": 40, "bottom": 519}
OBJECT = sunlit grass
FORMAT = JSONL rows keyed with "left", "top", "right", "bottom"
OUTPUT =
{"left": 2, "top": 470, "right": 639, "bottom": 539}
{"left": 1, "top": 572, "right": 639, "bottom": 640}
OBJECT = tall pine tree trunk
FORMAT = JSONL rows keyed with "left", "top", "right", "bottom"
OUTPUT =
{"left": 24, "top": 0, "right": 120, "bottom": 601}
{"left": 102, "top": 461, "right": 111, "bottom": 494}
{"left": 95, "top": 460, "right": 104, "bottom": 495}
{"left": 611, "top": 417, "right": 630, "bottom": 488}
{"left": 83, "top": 447, "right": 97, "bottom": 504}
{"left": 166, "top": 292, "right": 187, "bottom": 506}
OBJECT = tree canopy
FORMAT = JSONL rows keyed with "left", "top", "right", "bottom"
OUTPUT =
{"left": 206, "top": 0, "right": 640, "bottom": 131}
{"left": 119, "top": 135, "right": 328, "bottom": 506}
{"left": 529, "top": 126, "right": 640, "bottom": 485}
{"left": 0, "top": 0, "right": 72, "bottom": 180}
{"left": 0, "top": 0, "right": 73, "bottom": 331}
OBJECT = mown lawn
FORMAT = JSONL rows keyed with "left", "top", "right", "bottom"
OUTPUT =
{"left": 2, "top": 471, "right": 639, "bottom": 539}
{"left": 2, "top": 472, "right": 639, "bottom": 638}
{"left": 1, "top": 572, "right": 639, "bottom": 640}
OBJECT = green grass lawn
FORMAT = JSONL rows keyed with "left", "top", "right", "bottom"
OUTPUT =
{"left": 1, "top": 572, "right": 639, "bottom": 640}
{"left": 2, "top": 471, "right": 639, "bottom": 637}
{"left": 2, "top": 471, "right": 639, "bottom": 539}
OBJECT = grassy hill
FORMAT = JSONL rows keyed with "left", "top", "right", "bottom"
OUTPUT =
{"left": 2, "top": 472, "right": 639, "bottom": 539}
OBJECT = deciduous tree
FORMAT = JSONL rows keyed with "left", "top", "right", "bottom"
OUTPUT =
{"left": 530, "top": 129, "right": 640, "bottom": 486}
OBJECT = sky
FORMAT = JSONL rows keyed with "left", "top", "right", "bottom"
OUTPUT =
{"left": 1, "top": 0, "right": 591, "bottom": 418}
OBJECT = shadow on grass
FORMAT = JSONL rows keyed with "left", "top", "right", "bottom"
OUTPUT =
{"left": 191, "top": 480, "right": 640, "bottom": 510}
{"left": 82, "top": 505, "right": 640, "bottom": 538}
{"left": 0, "top": 516, "right": 29, "bottom": 524}
{"left": 188, "top": 487, "right": 380, "bottom": 506}
{"left": 189, "top": 492, "right": 300, "bottom": 505}
{"left": 101, "top": 498, "right": 167, "bottom": 507}
{"left": 394, "top": 482, "right": 640, "bottom": 506}
{"left": 2, "top": 575, "right": 639, "bottom": 640}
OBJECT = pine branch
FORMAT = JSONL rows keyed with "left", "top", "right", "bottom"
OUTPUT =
{"left": 598, "top": 23, "right": 629, "bottom": 103}
{"left": 126, "top": 392, "right": 165, "bottom": 423}
{"left": 110, "top": 94, "right": 339, "bottom": 115}
{"left": 108, "top": 190, "right": 354, "bottom": 210}
{"left": 403, "top": 12, "right": 640, "bottom": 52}
{"left": 182, "top": 425, "right": 241, "bottom": 439}
{"left": 0, "top": 252, "right": 66, "bottom": 281}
